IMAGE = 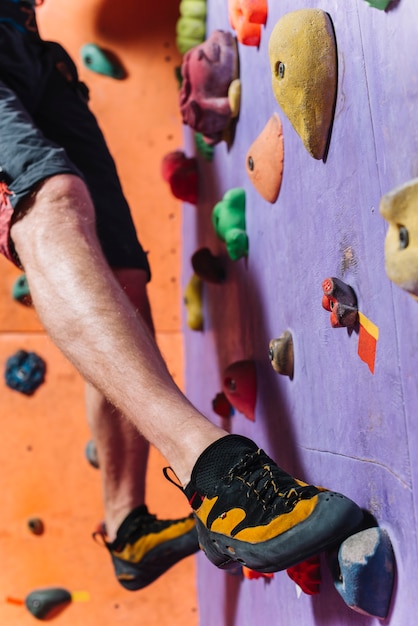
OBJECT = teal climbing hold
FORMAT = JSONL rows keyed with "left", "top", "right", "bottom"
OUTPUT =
{"left": 80, "top": 43, "right": 125, "bottom": 79}
{"left": 212, "top": 188, "right": 248, "bottom": 261}
{"left": 12, "top": 273, "right": 32, "bottom": 306}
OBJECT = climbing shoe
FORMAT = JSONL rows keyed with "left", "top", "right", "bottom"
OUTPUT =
{"left": 95, "top": 505, "right": 200, "bottom": 590}
{"left": 180, "top": 435, "right": 363, "bottom": 572}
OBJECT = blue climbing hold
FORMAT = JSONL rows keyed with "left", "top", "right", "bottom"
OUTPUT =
{"left": 332, "top": 527, "right": 395, "bottom": 619}
{"left": 4, "top": 350, "right": 46, "bottom": 395}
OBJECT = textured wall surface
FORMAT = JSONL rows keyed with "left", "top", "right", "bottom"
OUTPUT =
{"left": 181, "top": 0, "right": 418, "bottom": 624}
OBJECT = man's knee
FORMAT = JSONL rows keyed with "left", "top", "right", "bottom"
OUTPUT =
{"left": 15, "top": 174, "right": 93, "bottom": 223}
{"left": 10, "top": 173, "right": 96, "bottom": 260}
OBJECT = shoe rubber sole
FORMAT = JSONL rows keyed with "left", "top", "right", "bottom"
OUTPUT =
{"left": 195, "top": 491, "right": 364, "bottom": 573}
{"left": 112, "top": 526, "right": 199, "bottom": 590}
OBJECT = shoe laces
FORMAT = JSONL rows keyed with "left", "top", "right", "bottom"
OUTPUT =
{"left": 114, "top": 512, "right": 164, "bottom": 551}
{"left": 226, "top": 449, "right": 318, "bottom": 511}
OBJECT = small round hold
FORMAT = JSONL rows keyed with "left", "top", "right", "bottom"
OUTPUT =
{"left": 27, "top": 518, "right": 44, "bottom": 536}
{"left": 85, "top": 439, "right": 99, "bottom": 469}
{"left": 269, "top": 331, "right": 294, "bottom": 379}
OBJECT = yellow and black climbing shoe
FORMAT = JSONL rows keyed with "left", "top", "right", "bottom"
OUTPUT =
{"left": 95, "top": 506, "right": 199, "bottom": 590}
{"left": 181, "top": 435, "right": 363, "bottom": 573}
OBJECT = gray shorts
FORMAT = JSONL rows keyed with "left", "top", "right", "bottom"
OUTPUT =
{"left": 0, "top": 5, "right": 151, "bottom": 277}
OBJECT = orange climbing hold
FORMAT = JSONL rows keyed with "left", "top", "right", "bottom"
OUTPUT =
{"left": 242, "top": 567, "right": 274, "bottom": 580}
{"left": 357, "top": 312, "right": 379, "bottom": 374}
{"left": 246, "top": 113, "right": 284, "bottom": 203}
{"left": 228, "top": 0, "right": 267, "bottom": 47}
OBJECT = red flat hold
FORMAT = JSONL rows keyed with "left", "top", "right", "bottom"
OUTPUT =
{"left": 286, "top": 555, "right": 321, "bottom": 595}
{"left": 222, "top": 359, "right": 257, "bottom": 421}
{"left": 161, "top": 151, "right": 199, "bottom": 204}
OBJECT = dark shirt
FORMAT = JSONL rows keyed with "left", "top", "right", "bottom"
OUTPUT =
{"left": 0, "top": 0, "right": 38, "bottom": 34}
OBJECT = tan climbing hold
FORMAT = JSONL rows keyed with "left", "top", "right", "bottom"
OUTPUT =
{"left": 380, "top": 177, "right": 418, "bottom": 299}
{"left": 268, "top": 9, "right": 337, "bottom": 160}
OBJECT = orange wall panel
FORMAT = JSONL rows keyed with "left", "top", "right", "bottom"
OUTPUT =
{"left": 0, "top": 0, "right": 196, "bottom": 624}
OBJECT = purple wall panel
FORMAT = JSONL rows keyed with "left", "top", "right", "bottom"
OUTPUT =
{"left": 181, "top": 0, "right": 418, "bottom": 624}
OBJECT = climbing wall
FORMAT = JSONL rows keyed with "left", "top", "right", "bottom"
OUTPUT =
{"left": 180, "top": 0, "right": 418, "bottom": 624}
{"left": 0, "top": 0, "right": 197, "bottom": 624}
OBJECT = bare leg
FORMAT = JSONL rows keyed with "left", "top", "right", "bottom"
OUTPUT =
{"left": 85, "top": 384, "right": 149, "bottom": 540}
{"left": 10, "top": 174, "right": 226, "bottom": 486}
{"left": 85, "top": 269, "right": 154, "bottom": 540}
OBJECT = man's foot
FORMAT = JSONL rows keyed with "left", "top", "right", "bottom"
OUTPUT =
{"left": 95, "top": 506, "right": 200, "bottom": 590}
{"left": 182, "top": 435, "right": 364, "bottom": 572}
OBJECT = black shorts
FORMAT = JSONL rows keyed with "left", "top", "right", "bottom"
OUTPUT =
{"left": 0, "top": 4, "right": 151, "bottom": 278}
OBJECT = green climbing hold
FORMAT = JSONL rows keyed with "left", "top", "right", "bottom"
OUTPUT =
{"left": 195, "top": 133, "right": 215, "bottom": 161}
{"left": 80, "top": 43, "right": 125, "bottom": 79}
{"left": 212, "top": 188, "right": 248, "bottom": 261}
{"left": 364, "top": 0, "right": 391, "bottom": 8}
{"left": 176, "top": 0, "right": 207, "bottom": 54}
{"left": 180, "top": 0, "right": 207, "bottom": 20}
